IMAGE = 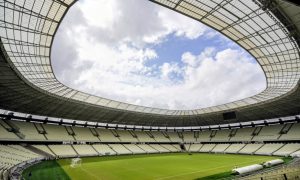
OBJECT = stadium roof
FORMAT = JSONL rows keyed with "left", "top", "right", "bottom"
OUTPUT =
{"left": 0, "top": 0, "right": 299, "bottom": 127}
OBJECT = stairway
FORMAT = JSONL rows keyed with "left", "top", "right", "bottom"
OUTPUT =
{"left": 228, "top": 129, "right": 237, "bottom": 141}
{"left": 33, "top": 123, "right": 48, "bottom": 140}
{"left": 278, "top": 123, "right": 293, "bottom": 139}
{"left": 210, "top": 131, "right": 217, "bottom": 141}
{"left": 129, "top": 130, "right": 138, "bottom": 138}
{"left": 0, "top": 119, "right": 25, "bottom": 139}
{"left": 161, "top": 131, "right": 170, "bottom": 138}
{"left": 71, "top": 145, "right": 79, "bottom": 156}
{"left": 90, "top": 128, "right": 101, "bottom": 141}
{"left": 251, "top": 127, "right": 263, "bottom": 140}
{"left": 24, "top": 145, "right": 54, "bottom": 158}
{"left": 110, "top": 129, "right": 122, "bottom": 141}
{"left": 65, "top": 126, "right": 76, "bottom": 140}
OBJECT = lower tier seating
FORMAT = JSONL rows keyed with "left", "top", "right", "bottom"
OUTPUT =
{"left": 1, "top": 142, "right": 300, "bottom": 180}
{"left": 185, "top": 143, "right": 300, "bottom": 157}
{"left": 123, "top": 144, "right": 145, "bottom": 154}
{"left": 92, "top": 144, "right": 116, "bottom": 155}
{"left": 109, "top": 144, "right": 132, "bottom": 154}
{"left": 273, "top": 144, "right": 300, "bottom": 156}
{"left": 0, "top": 145, "right": 43, "bottom": 180}
{"left": 188, "top": 144, "right": 203, "bottom": 152}
{"left": 199, "top": 144, "right": 216, "bottom": 152}
{"left": 149, "top": 144, "right": 170, "bottom": 153}
{"left": 38, "top": 143, "right": 300, "bottom": 158}
{"left": 48, "top": 145, "right": 77, "bottom": 157}
{"left": 72, "top": 145, "right": 98, "bottom": 156}
{"left": 211, "top": 144, "right": 230, "bottom": 153}
{"left": 137, "top": 144, "right": 159, "bottom": 153}
{"left": 160, "top": 144, "right": 181, "bottom": 152}
{"left": 254, "top": 143, "right": 284, "bottom": 155}
{"left": 224, "top": 144, "right": 245, "bottom": 153}
{"left": 33, "top": 145, "right": 56, "bottom": 156}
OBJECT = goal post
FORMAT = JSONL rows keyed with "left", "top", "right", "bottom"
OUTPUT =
{"left": 70, "top": 158, "right": 82, "bottom": 168}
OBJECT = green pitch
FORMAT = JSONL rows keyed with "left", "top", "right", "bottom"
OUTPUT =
{"left": 23, "top": 153, "right": 277, "bottom": 180}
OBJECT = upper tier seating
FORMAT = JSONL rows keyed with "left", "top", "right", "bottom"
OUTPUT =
{"left": 182, "top": 132, "right": 196, "bottom": 142}
{"left": 211, "top": 130, "right": 231, "bottom": 142}
{"left": 43, "top": 124, "right": 74, "bottom": 141}
{"left": 252, "top": 125, "right": 283, "bottom": 141}
{"left": 117, "top": 130, "right": 138, "bottom": 142}
{"left": 230, "top": 127, "right": 254, "bottom": 141}
{"left": 134, "top": 131, "right": 154, "bottom": 142}
{"left": 280, "top": 123, "right": 300, "bottom": 140}
{"left": 0, "top": 123, "right": 18, "bottom": 140}
{"left": 72, "top": 127, "right": 99, "bottom": 142}
{"left": 11, "top": 121, "right": 45, "bottom": 141}
{"left": 0, "top": 119, "right": 299, "bottom": 144}
{"left": 96, "top": 129, "right": 120, "bottom": 142}
{"left": 150, "top": 132, "right": 170, "bottom": 142}
{"left": 167, "top": 132, "right": 182, "bottom": 142}
{"left": 197, "top": 131, "right": 211, "bottom": 142}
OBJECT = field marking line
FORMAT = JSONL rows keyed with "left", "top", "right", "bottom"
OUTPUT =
{"left": 75, "top": 163, "right": 145, "bottom": 179}
{"left": 154, "top": 157, "right": 272, "bottom": 180}
{"left": 79, "top": 166, "right": 103, "bottom": 180}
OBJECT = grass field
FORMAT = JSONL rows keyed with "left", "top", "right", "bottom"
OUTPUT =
{"left": 23, "top": 153, "right": 278, "bottom": 180}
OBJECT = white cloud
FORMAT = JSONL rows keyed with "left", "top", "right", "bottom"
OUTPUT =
{"left": 160, "top": 62, "right": 182, "bottom": 81}
{"left": 79, "top": 0, "right": 120, "bottom": 28}
{"left": 158, "top": 8, "right": 208, "bottom": 40}
{"left": 52, "top": 0, "right": 266, "bottom": 110}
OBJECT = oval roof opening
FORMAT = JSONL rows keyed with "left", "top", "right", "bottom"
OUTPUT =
{"left": 52, "top": 0, "right": 266, "bottom": 110}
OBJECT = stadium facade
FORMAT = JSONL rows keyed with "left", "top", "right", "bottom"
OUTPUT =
{"left": 0, "top": 0, "right": 300, "bottom": 179}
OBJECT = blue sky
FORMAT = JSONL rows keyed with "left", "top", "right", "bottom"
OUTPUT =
{"left": 148, "top": 32, "right": 231, "bottom": 65}
{"left": 148, "top": 26, "right": 257, "bottom": 66}
{"left": 51, "top": 0, "right": 266, "bottom": 110}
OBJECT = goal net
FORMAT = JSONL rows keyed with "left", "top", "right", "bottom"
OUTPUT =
{"left": 70, "top": 158, "right": 82, "bottom": 168}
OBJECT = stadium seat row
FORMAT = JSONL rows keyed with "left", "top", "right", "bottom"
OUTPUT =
{"left": 0, "top": 145, "right": 42, "bottom": 180}
{"left": 187, "top": 143, "right": 300, "bottom": 156}
{"left": 1, "top": 120, "right": 300, "bottom": 143}
{"left": 33, "top": 144, "right": 182, "bottom": 158}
